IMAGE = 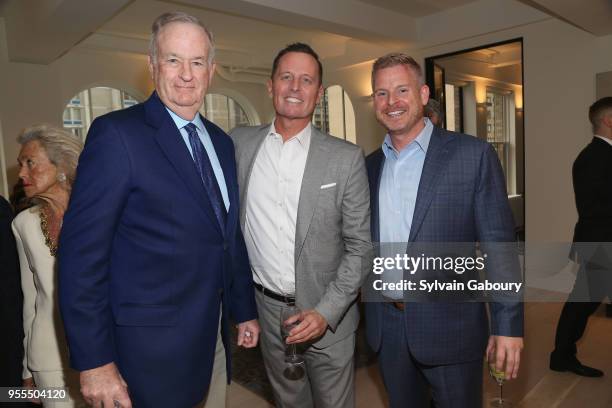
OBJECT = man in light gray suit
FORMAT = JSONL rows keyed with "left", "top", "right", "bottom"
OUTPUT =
{"left": 230, "top": 43, "right": 371, "bottom": 408}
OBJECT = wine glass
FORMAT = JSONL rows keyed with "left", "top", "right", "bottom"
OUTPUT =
{"left": 280, "top": 305, "right": 305, "bottom": 380}
{"left": 489, "top": 364, "right": 512, "bottom": 407}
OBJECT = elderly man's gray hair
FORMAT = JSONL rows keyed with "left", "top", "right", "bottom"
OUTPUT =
{"left": 149, "top": 11, "right": 215, "bottom": 64}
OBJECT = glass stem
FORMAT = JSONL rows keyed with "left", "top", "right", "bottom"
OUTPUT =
{"left": 291, "top": 343, "right": 297, "bottom": 358}
{"left": 499, "top": 383, "right": 503, "bottom": 402}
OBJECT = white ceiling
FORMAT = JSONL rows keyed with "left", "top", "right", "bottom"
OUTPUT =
{"left": 1, "top": 0, "right": 610, "bottom": 70}
{"left": 356, "top": 0, "right": 477, "bottom": 17}
{"left": 518, "top": 0, "right": 612, "bottom": 36}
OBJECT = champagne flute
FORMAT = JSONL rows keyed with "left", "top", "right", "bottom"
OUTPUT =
{"left": 280, "top": 305, "right": 305, "bottom": 380}
{"left": 489, "top": 364, "right": 512, "bottom": 407}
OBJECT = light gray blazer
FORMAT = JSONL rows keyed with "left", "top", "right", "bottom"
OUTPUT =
{"left": 230, "top": 124, "right": 372, "bottom": 348}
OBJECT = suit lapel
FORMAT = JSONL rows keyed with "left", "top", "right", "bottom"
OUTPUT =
{"left": 145, "top": 93, "right": 223, "bottom": 235}
{"left": 294, "top": 128, "right": 331, "bottom": 264}
{"left": 408, "top": 127, "right": 453, "bottom": 242}
{"left": 238, "top": 126, "right": 269, "bottom": 229}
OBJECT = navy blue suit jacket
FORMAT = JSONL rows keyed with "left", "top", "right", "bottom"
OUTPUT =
{"left": 365, "top": 126, "right": 523, "bottom": 365}
{"left": 59, "top": 92, "right": 257, "bottom": 407}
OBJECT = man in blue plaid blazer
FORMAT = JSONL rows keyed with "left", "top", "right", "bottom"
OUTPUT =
{"left": 364, "top": 53, "right": 524, "bottom": 408}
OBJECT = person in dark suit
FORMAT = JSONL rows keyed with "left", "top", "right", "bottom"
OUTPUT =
{"left": 58, "top": 11, "right": 259, "bottom": 408}
{"left": 550, "top": 96, "right": 612, "bottom": 378}
{"left": 364, "top": 53, "right": 524, "bottom": 408}
{"left": 0, "top": 196, "right": 24, "bottom": 390}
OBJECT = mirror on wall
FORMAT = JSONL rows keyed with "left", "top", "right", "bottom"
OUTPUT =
{"left": 313, "top": 85, "right": 357, "bottom": 144}
{"left": 425, "top": 39, "right": 524, "bottom": 237}
{"left": 199, "top": 93, "right": 253, "bottom": 133}
{"left": 63, "top": 87, "right": 140, "bottom": 141}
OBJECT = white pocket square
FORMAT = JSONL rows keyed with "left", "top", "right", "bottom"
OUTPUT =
{"left": 320, "top": 183, "right": 336, "bottom": 189}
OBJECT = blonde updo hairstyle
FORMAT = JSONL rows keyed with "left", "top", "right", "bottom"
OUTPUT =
{"left": 17, "top": 124, "right": 83, "bottom": 189}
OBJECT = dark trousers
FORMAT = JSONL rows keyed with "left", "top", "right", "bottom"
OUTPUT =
{"left": 552, "top": 262, "right": 611, "bottom": 362}
{"left": 377, "top": 303, "right": 483, "bottom": 408}
{"left": 552, "top": 301, "right": 601, "bottom": 360}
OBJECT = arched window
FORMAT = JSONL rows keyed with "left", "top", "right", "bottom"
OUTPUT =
{"left": 312, "top": 85, "right": 356, "bottom": 144}
{"left": 199, "top": 93, "right": 251, "bottom": 132}
{"left": 63, "top": 87, "right": 139, "bottom": 140}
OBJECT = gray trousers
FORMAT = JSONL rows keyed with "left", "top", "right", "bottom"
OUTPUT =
{"left": 255, "top": 290, "right": 355, "bottom": 408}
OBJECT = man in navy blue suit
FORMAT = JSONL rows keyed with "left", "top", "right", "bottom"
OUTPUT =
{"left": 59, "top": 12, "right": 259, "bottom": 408}
{"left": 364, "top": 53, "right": 524, "bottom": 407}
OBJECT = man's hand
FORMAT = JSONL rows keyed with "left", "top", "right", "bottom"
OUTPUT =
{"left": 22, "top": 377, "right": 40, "bottom": 404}
{"left": 486, "top": 335, "right": 524, "bottom": 380}
{"left": 237, "top": 319, "right": 260, "bottom": 348}
{"left": 80, "top": 362, "right": 131, "bottom": 408}
{"left": 285, "top": 309, "right": 328, "bottom": 344}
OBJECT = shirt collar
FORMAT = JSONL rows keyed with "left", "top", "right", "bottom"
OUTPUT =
{"left": 382, "top": 117, "right": 433, "bottom": 159}
{"left": 268, "top": 120, "right": 312, "bottom": 148}
{"left": 165, "top": 107, "right": 206, "bottom": 133}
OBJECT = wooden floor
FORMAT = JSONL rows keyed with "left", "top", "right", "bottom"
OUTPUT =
{"left": 228, "top": 303, "right": 612, "bottom": 407}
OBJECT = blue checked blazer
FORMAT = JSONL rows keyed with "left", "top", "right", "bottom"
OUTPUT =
{"left": 365, "top": 126, "right": 523, "bottom": 365}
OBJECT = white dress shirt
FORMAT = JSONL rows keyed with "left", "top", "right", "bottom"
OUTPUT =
{"left": 244, "top": 122, "right": 311, "bottom": 295}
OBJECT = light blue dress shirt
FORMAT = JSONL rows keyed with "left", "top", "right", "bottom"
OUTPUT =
{"left": 379, "top": 118, "right": 433, "bottom": 298}
{"left": 165, "top": 107, "right": 230, "bottom": 211}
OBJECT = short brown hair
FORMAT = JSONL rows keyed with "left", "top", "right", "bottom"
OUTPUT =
{"left": 588, "top": 96, "right": 612, "bottom": 133}
{"left": 271, "top": 43, "right": 323, "bottom": 85}
{"left": 371, "top": 53, "right": 424, "bottom": 91}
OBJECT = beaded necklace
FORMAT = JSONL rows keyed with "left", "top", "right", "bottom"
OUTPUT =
{"left": 39, "top": 206, "right": 58, "bottom": 257}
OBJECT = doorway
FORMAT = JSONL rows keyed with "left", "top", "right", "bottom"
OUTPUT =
{"left": 425, "top": 39, "right": 525, "bottom": 237}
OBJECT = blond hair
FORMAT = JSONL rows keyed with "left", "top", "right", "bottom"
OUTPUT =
{"left": 17, "top": 124, "right": 83, "bottom": 188}
{"left": 371, "top": 53, "right": 424, "bottom": 90}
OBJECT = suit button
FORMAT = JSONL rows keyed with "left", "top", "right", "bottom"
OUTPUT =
{"left": 223, "top": 242, "right": 229, "bottom": 251}
{"left": 218, "top": 288, "right": 224, "bottom": 295}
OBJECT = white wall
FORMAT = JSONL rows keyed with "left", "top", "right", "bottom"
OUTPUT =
{"left": 325, "top": 62, "right": 384, "bottom": 154}
{"left": 594, "top": 34, "right": 612, "bottom": 74}
{"left": 594, "top": 35, "right": 612, "bottom": 99}
{"left": 325, "top": 18, "right": 603, "bottom": 242}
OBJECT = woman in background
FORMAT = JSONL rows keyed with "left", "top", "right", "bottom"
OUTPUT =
{"left": 12, "top": 124, "right": 84, "bottom": 407}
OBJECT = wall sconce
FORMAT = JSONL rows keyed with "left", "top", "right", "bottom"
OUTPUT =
{"left": 514, "top": 87, "right": 523, "bottom": 109}
{"left": 475, "top": 82, "right": 487, "bottom": 104}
